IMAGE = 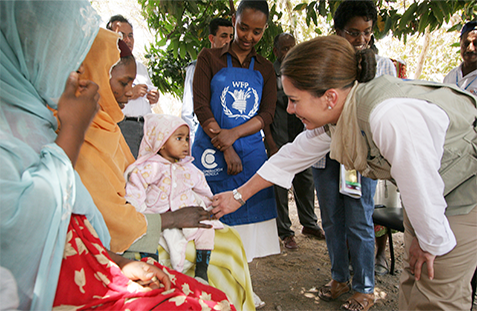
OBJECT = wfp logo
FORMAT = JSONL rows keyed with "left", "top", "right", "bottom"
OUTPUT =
{"left": 201, "top": 149, "right": 217, "bottom": 169}
{"left": 221, "top": 81, "right": 259, "bottom": 120}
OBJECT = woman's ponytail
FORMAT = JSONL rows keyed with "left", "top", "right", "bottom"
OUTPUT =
{"left": 356, "top": 49, "right": 376, "bottom": 83}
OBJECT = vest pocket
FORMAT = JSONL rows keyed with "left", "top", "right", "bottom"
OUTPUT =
{"left": 439, "top": 151, "right": 477, "bottom": 216}
{"left": 440, "top": 152, "right": 477, "bottom": 196}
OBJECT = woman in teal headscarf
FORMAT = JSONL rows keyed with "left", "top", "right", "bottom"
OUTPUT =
{"left": 0, "top": 2, "right": 235, "bottom": 310}
{"left": 0, "top": 1, "right": 108, "bottom": 309}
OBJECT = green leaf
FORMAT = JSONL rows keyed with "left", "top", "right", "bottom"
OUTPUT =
{"left": 430, "top": 2, "right": 444, "bottom": 24}
{"left": 318, "top": 0, "right": 326, "bottom": 17}
{"left": 447, "top": 23, "right": 461, "bottom": 33}
{"left": 179, "top": 43, "right": 186, "bottom": 59}
{"left": 188, "top": 0, "right": 199, "bottom": 14}
{"left": 308, "top": 3, "right": 318, "bottom": 25}
{"left": 170, "top": 39, "right": 178, "bottom": 59}
{"left": 416, "top": 2, "right": 427, "bottom": 15}
{"left": 293, "top": 3, "right": 308, "bottom": 11}
{"left": 418, "top": 12, "right": 429, "bottom": 34}
{"left": 399, "top": 2, "right": 418, "bottom": 30}
{"left": 156, "top": 37, "right": 168, "bottom": 47}
{"left": 435, "top": 1, "right": 451, "bottom": 23}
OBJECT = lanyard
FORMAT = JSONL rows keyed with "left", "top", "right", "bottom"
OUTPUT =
{"left": 456, "top": 73, "right": 477, "bottom": 90}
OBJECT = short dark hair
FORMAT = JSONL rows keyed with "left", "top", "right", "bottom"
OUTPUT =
{"left": 461, "top": 20, "right": 477, "bottom": 38}
{"left": 209, "top": 18, "right": 233, "bottom": 36}
{"left": 106, "top": 14, "right": 133, "bottom": 31}
{"left": 118, "top": 55, "right": 135, "bottom": 67}
{"left": 236, "top": 0, "right": 269, "bottom": 21}
{"left": 333, "top": 0, "right": 377, "bottom": 31}
{"left": 274, "top": 33, "right": 294, "bottom": 49}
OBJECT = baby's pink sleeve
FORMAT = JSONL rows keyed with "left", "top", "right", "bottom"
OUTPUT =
{"left": 125, "top": 166, "right": 149, "bottom": 213}
{"left": 191, "top": 166, "right": 213, "bottom": 208}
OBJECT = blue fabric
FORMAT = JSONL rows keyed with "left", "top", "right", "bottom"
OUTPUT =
{"left": 192, "top": 54, "right": 276, "bottom": 225}
{"left": 312, "top": 154, "right": 375, "bottom": 294}
{"left": 0, "top": 2, "right": 110, "bottom": 310}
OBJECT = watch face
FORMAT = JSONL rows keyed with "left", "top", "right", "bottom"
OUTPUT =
{"left": 233, "top": 189, "right": 244, "bottom": 205}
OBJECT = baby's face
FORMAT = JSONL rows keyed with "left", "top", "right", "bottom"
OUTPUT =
{"left": 159, "top": 125, "right": 190, "bottom": 162}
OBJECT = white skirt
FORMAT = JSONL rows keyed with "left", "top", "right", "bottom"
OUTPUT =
{"left": 232, "top": 219, "right": 280, "bottom": 262}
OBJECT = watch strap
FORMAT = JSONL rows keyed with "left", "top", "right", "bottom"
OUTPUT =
{"left": 232, "top": 189, "right": 246, "bottom": 206}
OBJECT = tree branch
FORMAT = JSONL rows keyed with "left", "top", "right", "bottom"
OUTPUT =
{"left": 229, "top": 0, "right": 235, "bottom": 15}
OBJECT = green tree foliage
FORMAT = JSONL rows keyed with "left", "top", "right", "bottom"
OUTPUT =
{"left": 139, "top": 0, "right": 283, "bottom": 98}
{"left": 295, "top": 0, "right": 477, "bottom": 41}
{"left": 140, "top": 0, "right": 477, "bottom": 98}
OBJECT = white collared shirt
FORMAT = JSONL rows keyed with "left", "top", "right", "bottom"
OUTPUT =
{"left": 258, "top": 98, "right": 456, "bottom": 256}
{"left": 443, "top": 63, "right": 477, "bottom": 95}
{"left": 121, "top": 60, "right": 156, "bottom": 117}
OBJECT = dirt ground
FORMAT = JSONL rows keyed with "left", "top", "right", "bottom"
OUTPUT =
{"left": 248, "top": 191, "right": 404, "bottom": 311}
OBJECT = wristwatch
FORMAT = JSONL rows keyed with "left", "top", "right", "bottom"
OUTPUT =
{"left": 232, "top": 189, "right": 246, "bottom": 206}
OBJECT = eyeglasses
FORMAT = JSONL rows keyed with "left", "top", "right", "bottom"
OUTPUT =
{"left": 343, "top": 29, "right": 373, "bottom": 38}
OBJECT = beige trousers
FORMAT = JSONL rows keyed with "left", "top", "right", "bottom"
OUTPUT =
{"left": 399, "top": 205, "right": 477, "bottom": 310}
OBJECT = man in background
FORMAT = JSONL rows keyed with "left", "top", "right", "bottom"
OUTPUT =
{"left": 443, "top": 20, "right": 477, "bottom": 307}
{"left": 107, "top": 15, "right": 160, "bottom": 158}
{"left": 444, "top": 20, "right": 477, "bottom": 95}
{"left": 181, "top": 18, "right": 233, "bottom": 144}
{"left": 264, "top": 33, "right": 325, "bottom": 250}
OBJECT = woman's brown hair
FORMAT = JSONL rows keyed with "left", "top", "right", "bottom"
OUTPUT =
{"left": 281, "top": 35, "right": 376, "bottom": 97}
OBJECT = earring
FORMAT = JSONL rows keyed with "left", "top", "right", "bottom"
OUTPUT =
{"left": 328, "top": 106, "right": 332, "bottom": 110}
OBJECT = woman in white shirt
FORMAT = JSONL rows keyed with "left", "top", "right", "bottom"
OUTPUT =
{"left": 212, "top": 35, "right": 477, "bottom": 311}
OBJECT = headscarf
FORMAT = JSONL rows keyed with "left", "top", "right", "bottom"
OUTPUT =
{"left": 0, "top": 1, "right": 110, "bottom": 310}
{"left": 123, "top": 114, "right": 193, "bottom": 209}
{"left": 74, "top": 28, "right": 145, "bottom": 253}
{"left": 136, "top": 114, "right": 191, "bottom": 165}
{"left": 118, "top": 39, "right": 133, "bottom": 58}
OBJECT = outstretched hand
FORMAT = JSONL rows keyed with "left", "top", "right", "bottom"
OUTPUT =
{"left": 161, "top": 206, "right": 214, "bottom": 230}
{"left": 409, "top": 237, "right": 436, "bottom": 281}
{"left": 211, "top": 191, "right": 242, "bottom": 219}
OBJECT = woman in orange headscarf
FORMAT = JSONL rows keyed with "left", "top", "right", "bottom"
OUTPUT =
{"left": 73, "top": 27, "right": 255, "bottom": 311}
{"left": 53, "top": 28, "right": 236, "bottom": 311}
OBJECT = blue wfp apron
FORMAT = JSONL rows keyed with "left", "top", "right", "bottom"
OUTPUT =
{"left": 192, "top": 54, "right": 276, "bottom": 226}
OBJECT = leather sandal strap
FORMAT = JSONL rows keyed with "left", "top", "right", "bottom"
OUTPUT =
{"left": 343, "top": 293, "right": 375, "bottom": 311}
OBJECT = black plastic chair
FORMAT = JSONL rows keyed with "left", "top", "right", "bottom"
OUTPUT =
{"left": 373, "top": 206, "right": 404, "bottom": 275}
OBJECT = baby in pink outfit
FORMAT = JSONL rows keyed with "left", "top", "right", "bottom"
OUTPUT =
{"left": 125, "top": 114, "right": 223, "bottom": 282}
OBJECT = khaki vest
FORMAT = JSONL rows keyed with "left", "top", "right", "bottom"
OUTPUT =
{"left": 331, "top": 75, "right": 477, "bottom": 216}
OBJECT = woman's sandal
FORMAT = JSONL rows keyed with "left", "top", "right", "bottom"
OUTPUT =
{"left": 318, "top": 279, "right": 351, "bottom": 302}
{"left": 341, "top": 292, "right": 375, "bottom": 311}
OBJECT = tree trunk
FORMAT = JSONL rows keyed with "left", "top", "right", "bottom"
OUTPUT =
{"left": 414, "top": 26, "right": 432, "bottom": 79}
